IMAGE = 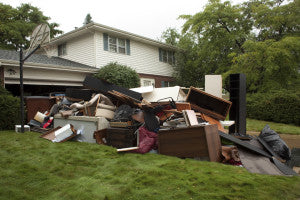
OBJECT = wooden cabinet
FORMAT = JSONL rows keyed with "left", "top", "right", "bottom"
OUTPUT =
{"left": 158, "top": 124, "right": 222, "bottom": 162}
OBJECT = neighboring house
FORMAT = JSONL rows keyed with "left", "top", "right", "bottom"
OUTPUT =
{"left": 47, "top": 22, "right": 176, "bottom": 88}
{"left": 0, "top": 49, "right": 97, "bottom": 95}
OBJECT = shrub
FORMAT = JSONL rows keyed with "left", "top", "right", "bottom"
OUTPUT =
{"left": 0, "top": 94, "right": 21, "bottom": 130}
{"left": 247, "top": 90, "right": 300, "bottom": 126}
{"left": 94, "top": 62, "right": 140, "bottom": 88}
{"left": 0, "top": 85, "right": 11, "bottom": 95}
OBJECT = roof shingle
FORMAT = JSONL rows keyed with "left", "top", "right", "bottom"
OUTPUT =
{"left": 0, "top": 49, "right": 96, "bottom": 69}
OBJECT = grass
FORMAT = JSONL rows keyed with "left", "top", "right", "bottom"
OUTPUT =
{"left": 0, "top": 131, "right": 300, "bottom": 200}
{"left": 246, "top": 118, "right": 300, "bottom": 135}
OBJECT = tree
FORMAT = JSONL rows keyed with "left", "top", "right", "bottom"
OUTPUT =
{"left": 227, "top": 36, "right": 300, "bottom": 93}
{"left": 161, "top": 0, "right": 299, "bottom": 92}
{"left": 243, "top": 0, "right": 300, "bottom": 41}
{"left": 225, "top": 0, "right": 300, "bottom": 92}
{"left": 161, "top": 0, "right": 253, "bottom": 87}
{"left": 83, "top": 13, "right": 93, "bottom": 25}
{"left": 161, "top": 28, "right": 206, "bottom": 87}
{"left": 0, "top": 3, "right": 62, "bottom": 50}
{"left": 94, "top": 62, "right": 140, "bottom": 88}
{"left": 180, "top": 0, "right": 253, "bottom": 72}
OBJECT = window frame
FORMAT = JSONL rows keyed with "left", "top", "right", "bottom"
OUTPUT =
{"left": 140, "top": 78, "right": 155, "bottom": 87}
{"left": 58, "top": 43, "right": 67, "bottom": 56}
{"left": 108, "top": 36, "right": 126, "bottom": 54}
{"left": 159, "top": 48, "right": 175, "bottom": 64}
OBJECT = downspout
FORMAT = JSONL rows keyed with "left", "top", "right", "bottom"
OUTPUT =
{"left": 93, "top": 31, "right": 98, "bottom": 68}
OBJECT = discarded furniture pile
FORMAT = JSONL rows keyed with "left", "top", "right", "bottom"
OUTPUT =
{"left": 25, "top": 75, "right": 299, "bottom": 176}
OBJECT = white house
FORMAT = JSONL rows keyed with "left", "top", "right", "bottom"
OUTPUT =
{"left": 0, "top": 49, "right": 97, "bottom": 95}
{"left": 47, "top": 22, "right": 176, "bottom": 88}
{"left": 0, "top": 22, "right": 177, "bottom": 95}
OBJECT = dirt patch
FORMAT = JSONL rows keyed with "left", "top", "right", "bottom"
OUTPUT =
{"left": 247, "top": 131, "right": 300, "bottom": 149}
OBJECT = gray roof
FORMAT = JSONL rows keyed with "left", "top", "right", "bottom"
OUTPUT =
{"left": 0, "top": 49, "right": 96, "bottom": 69}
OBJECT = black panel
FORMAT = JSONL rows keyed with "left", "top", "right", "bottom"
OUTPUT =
{"left": 83, "top": 75, "right": 142, "bottom": 101}
{"left": 65, "top": 88, "right": 94, "bottom": 101}
{"left": 229, "top": 73, "right": 246, "bottom": 135}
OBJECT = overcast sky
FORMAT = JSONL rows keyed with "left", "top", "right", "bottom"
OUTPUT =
{"left": 1, "top": 0, "right": 244, "bottom": 40}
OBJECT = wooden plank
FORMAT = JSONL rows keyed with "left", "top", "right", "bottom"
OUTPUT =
{"left": 117, "top": 147, "right": 139, "bottom": 152}
{"left": 201, "top": 113, "right": 225, "bottom": 132}
{"left": 204, "top": 125, "right": 222, "bottom": 162}
{"left": 191, "top": 104, "right": 226, "bottom": 121}
{"left": 184, "top": 110, "right": 198, "bottom": 126}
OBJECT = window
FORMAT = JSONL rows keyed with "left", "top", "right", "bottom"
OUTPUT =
{"left": 141, "top": 78, "right": 155, "bottom": 87}
{"left": 108, "top": 36, "right": 126, "bottom": 54}
{"left": 161, "top": 81, "right": 173, "bottom": 87}
{"left": 58, "top": 43, "right": 66, "bottom": 56}
{"left": 167, "top": 51, "right": 174, "bottom": 64}
{"left": 109, "top": 36, "right": 117, "bottom": 53}
{"left": 162, "top": 49, "right": 167, "bottom": 62}
{"left": 103, "top": 33, "right": 130, "bottom": 55}
{"left": 159, "top": 48, "right": 175, "bottom": 64}
{"left": 118, "top": 38, "right": 126, "bottom": 54}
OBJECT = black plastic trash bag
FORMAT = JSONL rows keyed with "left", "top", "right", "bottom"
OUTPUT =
{"left": 113, "top": 104, "right": 134, "bottom": 122}
{"left": 259, "top": 124, "right": 291, "bottom": 160}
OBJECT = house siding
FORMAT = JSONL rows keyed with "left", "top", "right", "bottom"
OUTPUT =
{"left": 59, "top": 33, "right": 95, "bottom": 67}
{"left": 95, "top": 32, "right": 173, "bottom": 77}
{"left": 4, "top": 65, "right": 92, "bottom": 86}
{"left": 139, "top": 73, "right": 175, "bottom": 88}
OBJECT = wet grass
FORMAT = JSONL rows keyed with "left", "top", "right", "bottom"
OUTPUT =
{"left": 247, "top": 118, "right": 300, "bottom": 135}
{"left": 0, "top": 130, "right": 300, "bottom": 200}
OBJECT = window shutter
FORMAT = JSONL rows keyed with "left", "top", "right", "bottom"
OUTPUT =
{"left": 159, "top": 48, "right": 162, "bottom": 61}
{"left": 126, "top": 39, "right": 130, "bottom": 55}
{"left": 161, "top": 81, "right": 165, "bottom": 87}
{"left": 103, "top": 33, "right": 108, "bottom": 51}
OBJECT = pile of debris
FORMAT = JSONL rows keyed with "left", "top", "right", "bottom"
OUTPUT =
{"left": 25, "top": 75, "right": 299, "bottom": 176}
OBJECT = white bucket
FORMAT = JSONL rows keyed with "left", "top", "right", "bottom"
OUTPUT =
{"left": 34, "top": 112, "right": 46, "bottom": 123}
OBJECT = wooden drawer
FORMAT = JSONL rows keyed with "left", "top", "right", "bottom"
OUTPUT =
{"left": 106, "top": 127, "right": 137, "bottom": 148}
{"left": 186, "top": 87, "right": 231, "bottom": 120}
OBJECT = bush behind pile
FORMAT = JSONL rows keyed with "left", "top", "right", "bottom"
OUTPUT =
{"left": 247, "top": 90, "right": 300, "bottom": 126}
{"left": 94, "top": 62, "right": 140, "bottom": 88}
{"left": 0, "top": 86, "right": 20, "bottom": 130}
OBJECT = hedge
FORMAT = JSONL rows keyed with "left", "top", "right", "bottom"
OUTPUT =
{"left": 94, "top": 62, "right": 140, "bottom": 88}
{"left": 0, "top": 94, "right": 21, "bottom": 130}
{"left": 247, "top": 90, "right": 300, "bottom": 126}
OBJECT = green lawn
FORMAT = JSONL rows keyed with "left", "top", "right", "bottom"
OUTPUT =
{"left": 0, "top": 131, "right": 299, "bottom": 200}
{"left": 247, "top": 118, "right": 300, "bottom": 135}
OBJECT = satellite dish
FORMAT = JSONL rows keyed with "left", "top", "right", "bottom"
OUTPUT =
{"left": 25, "top": 23, "right": 50, "bottom": 57}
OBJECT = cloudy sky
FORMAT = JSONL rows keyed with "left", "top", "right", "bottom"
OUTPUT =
{"left": 1, "top": 0, "right": 243, "bottom": 40}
